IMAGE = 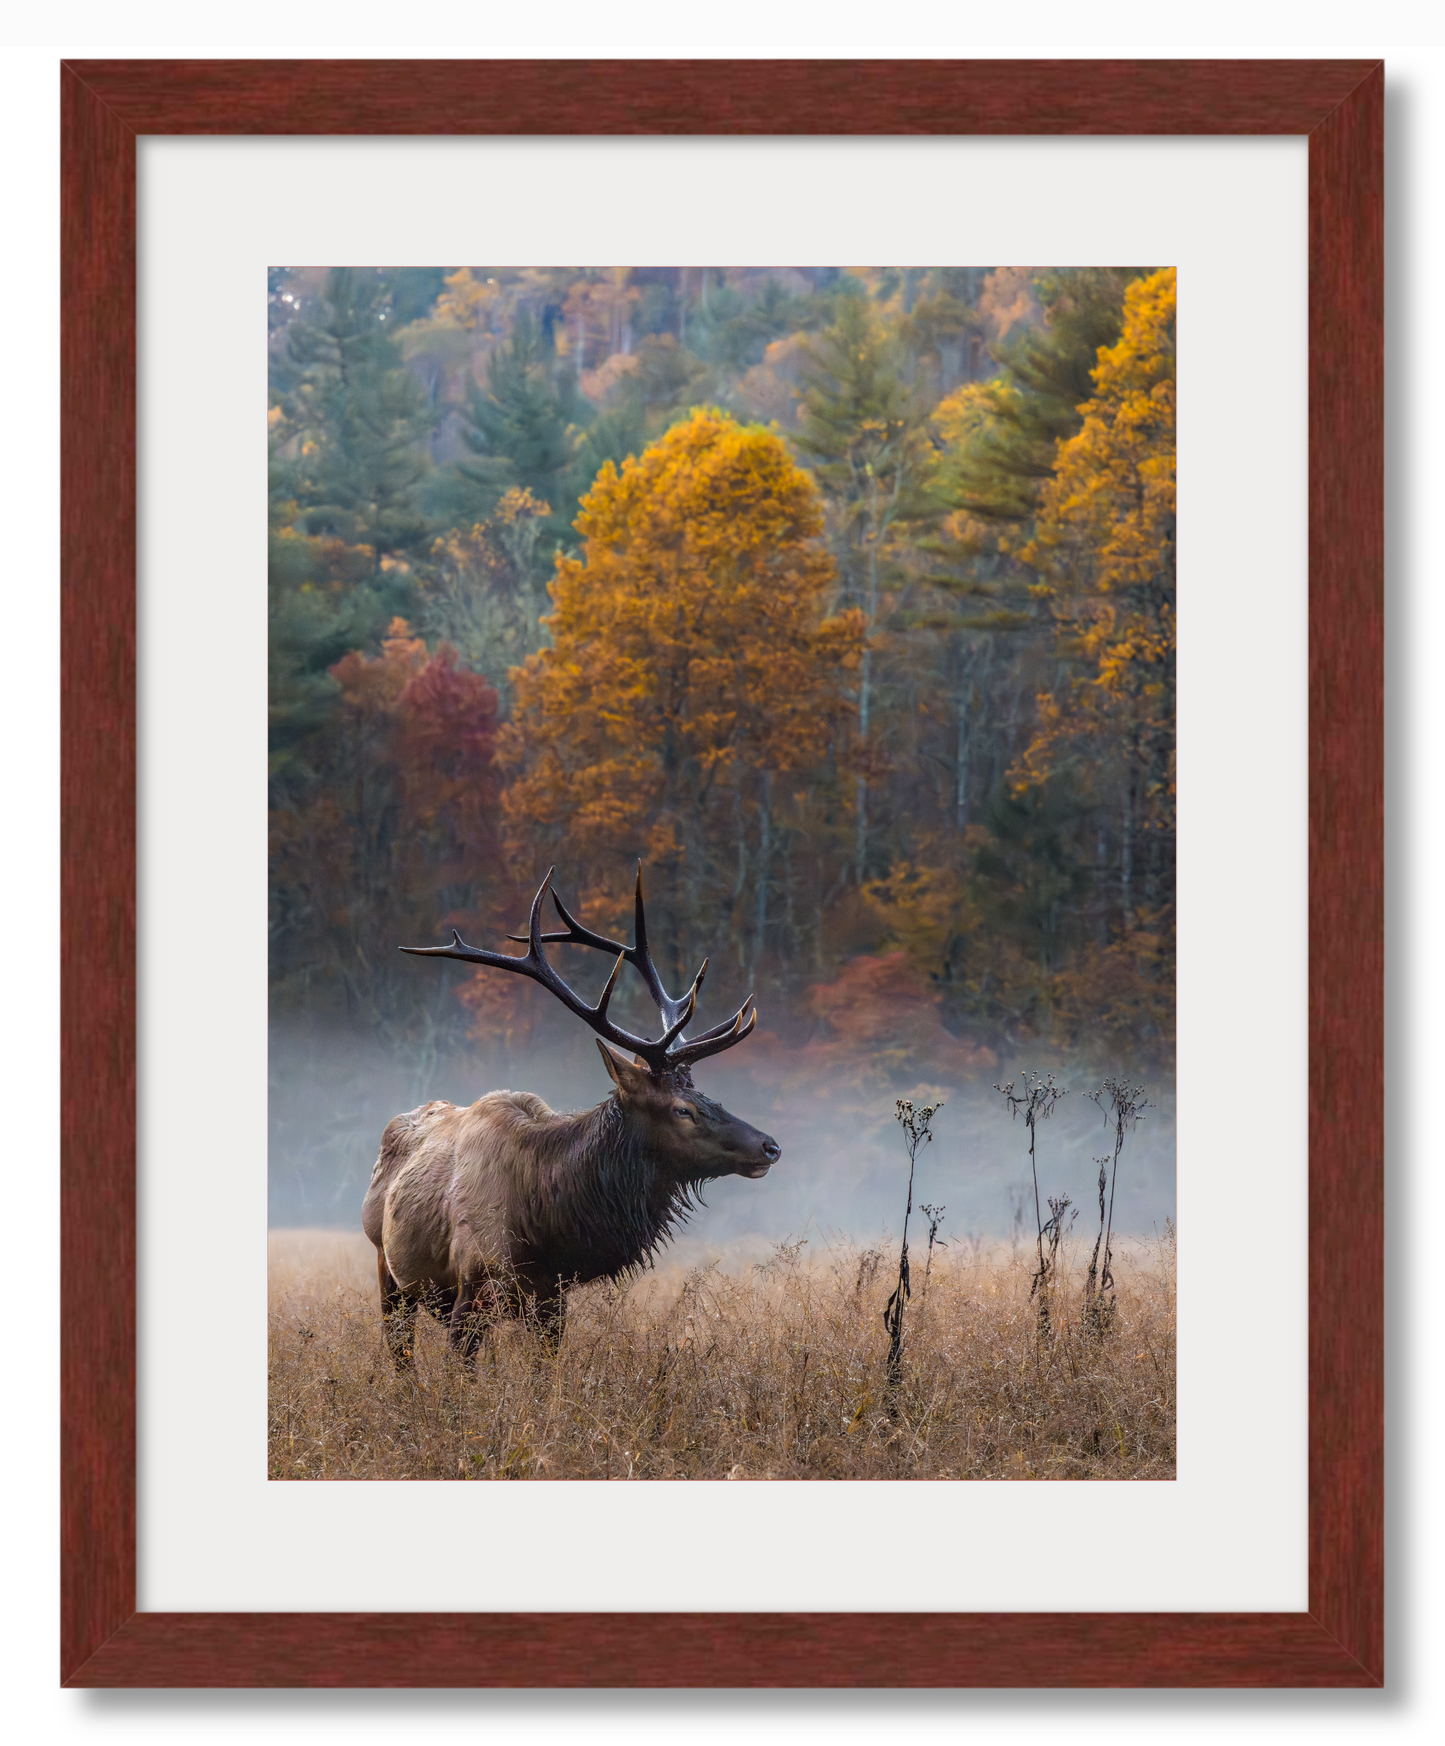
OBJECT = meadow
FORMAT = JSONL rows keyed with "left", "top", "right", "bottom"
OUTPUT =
{"left": 268, "top": 1222, "right": 1176, "bottom": 1482}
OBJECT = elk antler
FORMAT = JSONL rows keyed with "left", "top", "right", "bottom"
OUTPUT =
{"left": 400, "top": 865, "right": 757, "bottom": 1076}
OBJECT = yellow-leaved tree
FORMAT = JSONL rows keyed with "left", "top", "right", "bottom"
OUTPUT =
{"left": 498, "top": 408, "right": 864, "bottom": 1000}
{"left": 1015, "top": 266, "right": 1176, "bottom": 1043}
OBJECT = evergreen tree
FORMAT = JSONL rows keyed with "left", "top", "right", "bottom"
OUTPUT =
{"left": 268, "top": 269, "right": 442, "bottom": 776}
{"left": 937, "top": 268, "right": 1148, "bottom": 526}
{"left": 460, "top": 309, "right": 580, "bottom": 547}
{"left": 267, "top": 528, "right": 382, "bottom": 778}
{"left": 273, "top": 267, "right": 438, "bottom": 571}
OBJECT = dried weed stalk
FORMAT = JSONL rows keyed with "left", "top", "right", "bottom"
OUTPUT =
{"left": 1084, "top": 1077, "right": 1149, "bottom": 1338}
{"left": 883, "top": 1098, "right": 943, "bottom": 1408}
{"left": 994, "top": 1071, "right": 1068, "bottom": 1338}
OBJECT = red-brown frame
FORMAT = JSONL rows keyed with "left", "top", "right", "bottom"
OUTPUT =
{"left": 60, "top": 58, "right": 1383, "bottom": 1687}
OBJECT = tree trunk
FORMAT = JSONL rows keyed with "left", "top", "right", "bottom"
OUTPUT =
{"left": 855, "top": 484, "right": 883, "bottom": 881}
{"left": 751, "top": 771, "right": 772, "bottom": 981}
{"left": 731, "top": 783, "right": 749, "bottom": 967}
{"left": 782, "top": 823, "right": 796, "bottom": 968}
{"left": 955, "top": 659, "right": 972, "bottom": 833}
{"left": 1121, "top": 781, "right": 1134, "bottom": 937}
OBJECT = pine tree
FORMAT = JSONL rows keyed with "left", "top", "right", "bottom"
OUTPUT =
{"left": 268, "top": 269, "right": 443, "bottom": 777}
{"left": 460, "top": 309, "right": 580, "bottom": 547}
{"left": 935, "top": 268, "right": 1148, "bottom": 527}
{"left": 273, "top": 267, "right": 438, "bottom": 570}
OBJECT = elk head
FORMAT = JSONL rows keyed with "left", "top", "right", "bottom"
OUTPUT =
{"left": 594, "top": 1045, "right": 779, "bottom": 1182}
{"left": 400, "top": 865, "right": 780, "bottom": 1182}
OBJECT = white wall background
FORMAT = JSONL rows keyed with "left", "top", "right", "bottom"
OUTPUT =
{"left": 1, "top": 0, "right": 1435, "bottom": 1738}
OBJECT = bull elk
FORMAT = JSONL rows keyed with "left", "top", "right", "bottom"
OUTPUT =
{"left": 362, "top": 866, "right": 779, "bottom": 1366}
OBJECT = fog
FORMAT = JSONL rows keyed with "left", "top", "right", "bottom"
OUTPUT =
{"left": 269, "top": 1016, "right": 1175, "bottom": 1262}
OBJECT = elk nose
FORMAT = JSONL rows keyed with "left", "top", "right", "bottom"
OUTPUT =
{"left": 761, "top": 1138, "right": 781, "bottom": 1163}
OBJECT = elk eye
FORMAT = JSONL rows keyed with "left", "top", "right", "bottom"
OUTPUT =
{"left": 673, "top": 1106, "right": 695, "bottom": 1121}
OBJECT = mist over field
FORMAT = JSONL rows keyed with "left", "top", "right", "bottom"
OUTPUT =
{"left": 268, "top": 1014, "right": 1174, "bottom": 1253}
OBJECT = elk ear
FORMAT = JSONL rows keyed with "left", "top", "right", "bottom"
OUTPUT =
{"left": 596, "top": 1039, "right": 652, "bottom": 1097}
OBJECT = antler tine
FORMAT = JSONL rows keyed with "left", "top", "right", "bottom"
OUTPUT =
{"left": 669, "top": 1000, "right": 759, "bottom": 1068}
{"left": 398, "top": 927, "right": 467, "bottom": 959}
{"left": 630, "top": 861, "right": 682, "bottom": 1022}
{"left": 399, "top": 927, "right": 528, "bottom": 969}
{"left": 550, "top": 886, "right": 621, "bottom": 951}
{"left": 400, "top": 870, "right": 560, "bottom": 972}
{"left": 677, "top": 989, "right": 752, "bottom": 1048}
{"left": 594, "top": 948, "right": 626, "bottom": 1021}
{"left": 655, "top": 960, "right": 707, "bottom": 1053}
{"left": 633, "top": 860, "right": 648, "bottom": 952}
{"left": 505, "top": 888, "right": 632, "bottom": 954}
{"left": 526, "top": 866, "right": 554, "bottom": 957}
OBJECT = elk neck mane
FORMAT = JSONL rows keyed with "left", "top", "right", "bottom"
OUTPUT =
{"left": 520, "top": 1077, "right": 710, "bottom": 1277}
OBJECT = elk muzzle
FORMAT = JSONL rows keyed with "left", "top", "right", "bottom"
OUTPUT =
{"left": 739, "top": 1135, "right": 782, "bottom": 1179}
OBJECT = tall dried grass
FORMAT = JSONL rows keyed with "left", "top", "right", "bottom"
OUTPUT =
{"left": 268, "top": 1224, "right": 1175, "bottom": 1481}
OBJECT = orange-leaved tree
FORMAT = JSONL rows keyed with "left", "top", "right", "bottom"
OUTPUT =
{"left": 498, "top": 408, "right": 864, "bottom": 1003}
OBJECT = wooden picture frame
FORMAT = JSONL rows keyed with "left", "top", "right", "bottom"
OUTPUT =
{"left": 60, "top": 58, "right": 1383, "bottom": 1687}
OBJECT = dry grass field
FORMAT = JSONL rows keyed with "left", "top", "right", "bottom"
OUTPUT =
{"left": 268, "top": 1224, "right": 1175, "bottom": 1481}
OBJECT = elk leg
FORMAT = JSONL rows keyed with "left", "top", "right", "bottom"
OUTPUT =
{"left": 449, "top": 1275, "right": 503, "bottom": 1370}
{"left": 378, "top": 1252, "right": 419, "bottom": 1371}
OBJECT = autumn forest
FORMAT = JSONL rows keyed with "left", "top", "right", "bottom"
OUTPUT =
{"left": 268, "top": 264, "right": 1176, "bottom": 1228}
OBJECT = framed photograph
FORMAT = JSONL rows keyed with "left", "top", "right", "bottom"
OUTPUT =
{"left": 61, "top": 58, "right": 1382, "bottom": 1686}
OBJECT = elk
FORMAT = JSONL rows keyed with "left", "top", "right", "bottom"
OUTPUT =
{"left": 362, "top": 865, "right": 779, "bottom": 1367}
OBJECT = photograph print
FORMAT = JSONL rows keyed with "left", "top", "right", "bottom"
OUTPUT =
{"left": 268, "top": 263, "right": 1177, "bottom": 1482}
